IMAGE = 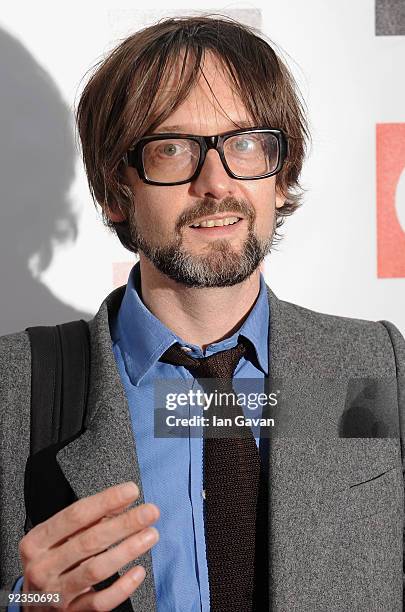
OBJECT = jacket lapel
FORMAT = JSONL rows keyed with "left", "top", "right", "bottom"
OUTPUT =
{"left": 264, "top": 282, "right": 401, "bottom": 609}
{"left": 56, "top": 283, "right": 157, "bottom": 612}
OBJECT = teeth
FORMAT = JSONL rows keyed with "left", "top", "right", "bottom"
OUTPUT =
{"left": 191, "top": 216, "right": 241, "bottom": 228}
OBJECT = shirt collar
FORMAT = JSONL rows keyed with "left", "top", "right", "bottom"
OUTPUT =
{"left": 110, "top": 262, "right": 269, "bottom": 386}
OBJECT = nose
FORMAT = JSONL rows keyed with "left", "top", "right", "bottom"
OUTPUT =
{"left": 188, "top": 148, "right": 236, "bottom": 200}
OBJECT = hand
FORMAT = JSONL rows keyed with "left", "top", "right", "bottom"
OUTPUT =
{"left": 19, "top": 481, "right": 160, "bottom": 610}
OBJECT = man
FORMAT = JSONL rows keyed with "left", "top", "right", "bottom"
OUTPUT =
{"left": 1, "top": 14, "right": 404, "bottom": 612}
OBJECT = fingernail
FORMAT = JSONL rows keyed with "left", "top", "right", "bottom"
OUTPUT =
{"left": 130, "top": 566, "right": 145, "bottom": 582}
{"left": 140, "top": 527, "right": 159, "bottom": 545}
{"left": 137, "top": 504, "right": 156, "bottom": 524}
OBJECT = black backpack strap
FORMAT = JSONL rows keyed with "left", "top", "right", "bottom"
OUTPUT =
{"left": 25, "top": 319, "right": 90, "bottom": 455}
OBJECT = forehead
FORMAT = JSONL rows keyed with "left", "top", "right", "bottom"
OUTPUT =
{"left": 154, "top": 50, "right": 253, "bottom": 134}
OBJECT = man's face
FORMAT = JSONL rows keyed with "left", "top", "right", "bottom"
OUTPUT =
{"left": 114, "top": 51, "right": 285, "bottom": 288}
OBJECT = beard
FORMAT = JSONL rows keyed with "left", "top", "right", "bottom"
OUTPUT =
{"left": 128, "top": 196, "right": 277, "bottom": 288}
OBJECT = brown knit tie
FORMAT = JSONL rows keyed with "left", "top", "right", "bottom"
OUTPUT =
{"left": 159, "top": 337, "right": 261, "bottom": 612}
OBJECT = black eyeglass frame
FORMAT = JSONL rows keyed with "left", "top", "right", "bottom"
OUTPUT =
{"left": 125, "top": 127, "right": 288, "bottom": 186}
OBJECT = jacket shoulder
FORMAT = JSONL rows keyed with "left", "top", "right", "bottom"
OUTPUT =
{"left": 278, "top": 297, "right": 395, "bottom": 332}
{"left": 0, "top": 330, "right": 31, "bottom": 423}
{"left": 0, "top": 329, "right": 32, "bottom": 449}
{"left": 0, "top": 329, "right": 31, "bottom": 381}
{"left": 273, "top": 293, "right": 404, "bottom": 376}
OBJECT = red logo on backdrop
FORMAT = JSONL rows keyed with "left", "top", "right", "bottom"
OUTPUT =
{"left": 376, "top": 123, "right": 405, "bottom": 278}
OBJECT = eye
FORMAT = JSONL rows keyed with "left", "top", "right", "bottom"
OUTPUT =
{"left": 160, "top": 143, "right": 182, "bottom": 157}
{"left": 234, "top": 137, "right": 254, "bottom": 151}
{"left": 226, "top": 136, "right": 261, "bottom": 156}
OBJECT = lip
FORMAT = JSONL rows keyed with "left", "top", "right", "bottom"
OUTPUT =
{"left": 189, "top": 213, "right": 244, "bottom": 226}
{"left": 188, "top": 217, "right": 245, "bottom": 237}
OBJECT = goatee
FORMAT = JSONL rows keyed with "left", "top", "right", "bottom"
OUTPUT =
{"left": 128, "top": 197, "right": 276, "bottom": 288}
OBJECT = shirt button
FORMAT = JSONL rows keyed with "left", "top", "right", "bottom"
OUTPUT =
{"left": 181, "top": 346, "right": 192, "bottom": 352}
{"left": 202, "top": 489, "right": 206, "bottom": 500}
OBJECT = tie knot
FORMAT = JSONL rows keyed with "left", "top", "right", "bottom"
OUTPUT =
{"left": 159, "top": 336, "right": 248, "bottom": 380}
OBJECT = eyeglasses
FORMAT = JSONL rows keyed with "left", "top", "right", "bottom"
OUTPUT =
{"left": 125, "top": 127, "right": 288, "bottom": 186}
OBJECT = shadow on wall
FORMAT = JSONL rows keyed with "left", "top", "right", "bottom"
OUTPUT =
{"left": 0, "top": 27, "right": 92, "bottom": 336}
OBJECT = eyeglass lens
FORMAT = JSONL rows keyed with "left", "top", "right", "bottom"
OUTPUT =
{"left": 141, "top": 132, "right": 280, "bottom": 183}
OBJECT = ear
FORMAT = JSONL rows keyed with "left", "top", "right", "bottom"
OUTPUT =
{"left": 107, "top": 207, "right": 126, "bottom": 223}
{"left": 105, "top": 164, "right": 135, "bottom": 223}
{"left": 104, "top": 201, "right": 126, "bottom": 223}
{"left": 122, "top": 165, "right": 138, "bottom": 186}
{"left": 275, "top": 187, "right": 286, "bottom": 210}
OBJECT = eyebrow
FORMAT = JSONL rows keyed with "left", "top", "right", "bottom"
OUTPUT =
{"left": 152, "top": 120, "right": 254, "bottom": 134}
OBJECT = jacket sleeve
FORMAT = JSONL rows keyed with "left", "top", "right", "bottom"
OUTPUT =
{"left": 0, "top": 330, "right": 31, "bottom": 597}
{"left": 378, "top": 319, "right": 405, "bottom": 597}
{"left": 379, "top": 320, "right": 405, "bottom": 460}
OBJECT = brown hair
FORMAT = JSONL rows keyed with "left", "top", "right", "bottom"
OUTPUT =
{"left": 75, "top": 14, "right": 310, "bottom": 252}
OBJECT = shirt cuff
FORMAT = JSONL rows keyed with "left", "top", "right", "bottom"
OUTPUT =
{"left": 7, "top": 575, "right": 24, "bottom": 612}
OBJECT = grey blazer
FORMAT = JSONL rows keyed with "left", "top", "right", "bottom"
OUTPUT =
{"left": 0, "top": 278, "right": 404, "bottom": 612}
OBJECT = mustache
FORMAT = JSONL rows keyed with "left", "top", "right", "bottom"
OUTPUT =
{"left": 176, "top": 196, "right": 255, "bottom": 230}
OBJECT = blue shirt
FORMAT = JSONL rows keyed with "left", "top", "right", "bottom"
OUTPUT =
{"left": 9, "top": 263, "right": 270, "bottom": 612}
{"left": 110, "top": 263, "right": 270, "bottom": 611}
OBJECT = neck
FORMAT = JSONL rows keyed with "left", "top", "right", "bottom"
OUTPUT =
{"left": 138, "top": 255, "right": 262, "bottom": 353}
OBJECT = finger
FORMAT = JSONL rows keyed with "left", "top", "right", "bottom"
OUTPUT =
{"left": 61, "top": 526, "right": 159, "bottom": 595}
{"left": 63, "top": 510, "right": 132, "bottom": 544}
{"left": 24, "top": 482, "right": 140, "bottom": 552}
{"left": 46, "top": 503, "right": 160, "bottom": 576}
{"left": 68, "top": 565, "right": 146, "bottom": 611}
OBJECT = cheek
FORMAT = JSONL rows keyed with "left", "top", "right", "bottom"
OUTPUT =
{"left": 242, "top": 182, "right": 276, "bottom": 230}
{"left": 132, "top": 190, "right": 182, "bottom": 237}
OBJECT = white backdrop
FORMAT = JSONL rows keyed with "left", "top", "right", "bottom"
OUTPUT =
{"left": 0, "top": 0, "right": 404, "bottom": 336}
